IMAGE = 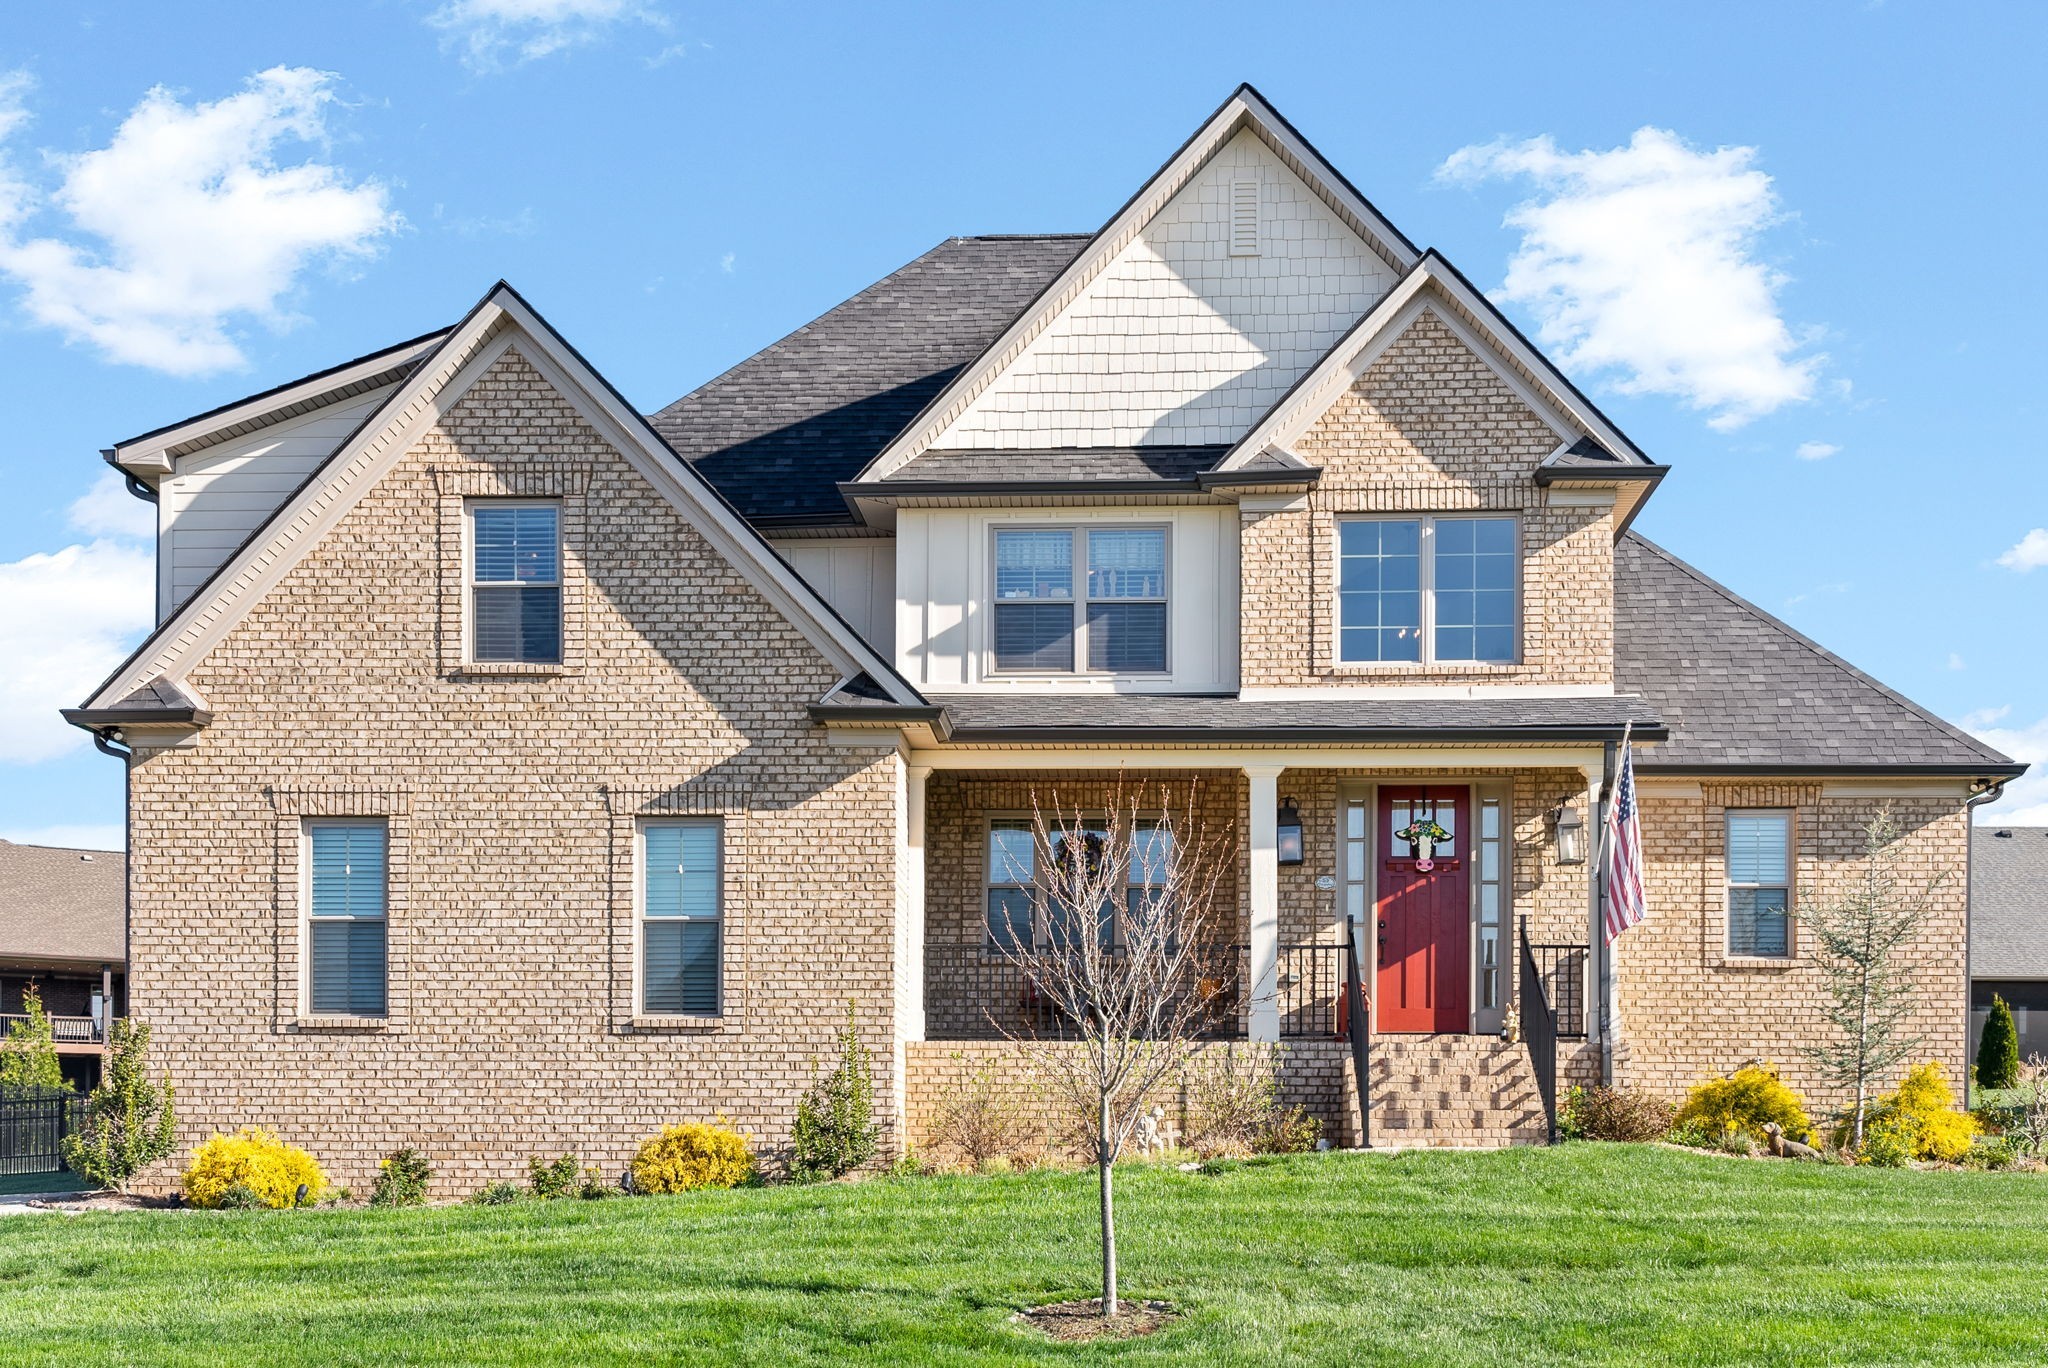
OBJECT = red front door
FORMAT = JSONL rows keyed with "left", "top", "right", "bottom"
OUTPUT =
{"left": 1375, "top": 787, "right": 1470, "bottom": 1033}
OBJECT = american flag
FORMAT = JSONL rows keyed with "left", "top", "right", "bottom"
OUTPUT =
{"left": 1603, "top": 723, "right": 1646, "bottom": 944}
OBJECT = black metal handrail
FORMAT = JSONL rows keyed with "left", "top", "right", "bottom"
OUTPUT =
{"left": 1523, "top": 943, "right": 1588, "bottom": 1039}
{"left": 0, "top": 1086, "right": 85, "bottom": 1177}
{"left": 1519, "top": 919, "right": 1559, "bottom": 1144}
{"left": 923, "top": 941, "right": 1350, "bottom": 1042}
{"left": 1342, "top": 935, "right": 1371, "bottom": 1147}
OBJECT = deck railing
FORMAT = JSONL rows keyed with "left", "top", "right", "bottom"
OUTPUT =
{"left": 1522, "top": 943, "right": 1588, "bottom": 1040}
{"left": 0, "top": 1014, "right": 101, "bottom": 1045}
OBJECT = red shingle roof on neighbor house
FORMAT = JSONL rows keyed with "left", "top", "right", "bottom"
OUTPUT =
{"left": 0, "top": 840, "right": 125, "bottom": 969}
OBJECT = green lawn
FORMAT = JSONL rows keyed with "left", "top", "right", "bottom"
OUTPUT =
{"left": 0, "top": 1146, "right": 2044, "bottom": 1366}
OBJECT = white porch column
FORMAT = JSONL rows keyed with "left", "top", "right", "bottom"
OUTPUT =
{"left": 1245, "top": 764, "right": 1284, "bottom": 1043}
{"left": 899, "top": 761, "right": 931, "bottom": 1044}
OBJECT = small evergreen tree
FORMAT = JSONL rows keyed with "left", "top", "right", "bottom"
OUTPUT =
{"left": 1976, "top": 994, "right": 2021, "bottom": 1092}
{"left": 62, "top": 1017, "right": 176, "bottom": 1192}
{"left": 0, "top": 984, "right": 69, "bottom": 1093}
{"left": 790, "top": 1003, "right": 877, "bottom": 1181}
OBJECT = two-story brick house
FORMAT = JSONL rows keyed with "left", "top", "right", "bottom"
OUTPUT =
{"left": 68, "top": 87, "right": 2021, "bottom": 1188}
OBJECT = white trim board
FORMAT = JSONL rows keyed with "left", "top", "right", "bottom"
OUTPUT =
{"left": 852, "top": 86, "right": 1419, "bottom": 484}
{"left": 84, "top": 284, "right": 924, "bottom": 714}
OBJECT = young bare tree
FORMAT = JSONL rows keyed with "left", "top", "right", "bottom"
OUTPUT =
{"left": 990, "top": 776, "right": 1234, "bottom": 1319}
{"left": 1797, "top": 807, "right": 1942, "bottom": 1148}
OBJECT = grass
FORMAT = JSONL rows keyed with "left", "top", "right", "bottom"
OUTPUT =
{"left": 0, "top": 1145, "right": 2044, "bottom": 1365}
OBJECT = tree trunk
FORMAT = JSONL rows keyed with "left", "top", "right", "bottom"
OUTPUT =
{"left": 1098, "top": 1084, "right": 1117, "bottom": 1318}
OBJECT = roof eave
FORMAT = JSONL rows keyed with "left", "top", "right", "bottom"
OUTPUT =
{"left": 940, "top": 722, "right": 1669, "bottom": 747}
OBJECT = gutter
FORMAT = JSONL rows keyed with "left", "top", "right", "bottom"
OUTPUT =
{"left": 938, "top": 722, "right": 1668, "bottom": 746}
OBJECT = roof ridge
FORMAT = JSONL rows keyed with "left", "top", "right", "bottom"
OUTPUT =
{"left": 951, "top": 232, "right": 1092, "bottom": 241}
{"left": 0, "top": 840, "right": 124, "bottom": 855}
{"left": 1623, "top": 533, "right": 2013, "bottom": 766}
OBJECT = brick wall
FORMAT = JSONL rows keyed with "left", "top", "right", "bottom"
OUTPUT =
{"left": 1240, "top": 309, "right": 1614, "bottom": 689}
{"left": 124, "top": 345, "right": 904, "bottom": 1197}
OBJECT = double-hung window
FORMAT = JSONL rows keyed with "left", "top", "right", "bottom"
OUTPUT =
{"left": 983, "top": 818, "right": 1173, "bottom": 951}
{"left": 641, "top": 821, "right": 722, "bottom": 1015}
{"left": 992, "top": 527, "right": 1167, "bottom": 674}
{"left": 1337, "top": 516, "right": 1516, "bottom": 665}
{"left": 306, "top": 821, "right": 387, "bottom": 1016}
{"left": 1726, "top": 810, "right": 1792, "bottom": 958}
{"left": 470, "top": 501, "right": 562, "bottom": 664}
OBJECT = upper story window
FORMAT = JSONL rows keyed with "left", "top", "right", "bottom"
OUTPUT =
{"left": 640, "top": 820, "right": 722, "bottom": 1016}
{"left": 306, "top": 820, "right": 387, "bottom": 1017}
{"left": 992, "top": 526, "right": 1167, "bottom": 675}
{"left": 470, "top": 501, "right": 561, "bottom": 664}
{"left": 1337, "top": 516, "right": 1516, "bottom": 665}
{"left": 1726, "top": 810, "right": 1792, "bottom": 958}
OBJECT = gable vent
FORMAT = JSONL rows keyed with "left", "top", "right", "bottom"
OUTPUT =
{"left": 1229, "top": 172, "right": 1260, "bottom": 256}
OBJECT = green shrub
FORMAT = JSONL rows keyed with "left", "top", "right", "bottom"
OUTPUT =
{"left": 1975, "top": 996, "right": 2020, "bottom": 1092}
{"left": 1675, "top": 1063, "right": 1812, "bottom": 1146}
{"left": 1572, "top": 1086, "right": 1677, "bottom": 1143}
{"left": 470, "top": 1180, "right": 526, "bottom": 1206}
{"left": 631, "top": 1122, "right": 756, "bottom": 1193}
{"left": 1256, "top": 1105, "right": 1322, "bottom": 1155}
{"left": 62, "top": 1018, "right": 176, "bottom": 1193}
{"left": 529, "top": 1153, "right": 581, "bottom": 1200}
{"left": 369, "top": 1148, "right": 433, "bottom": 1207}
{"left": 0, "top": 985, "right": 69, "bottom": 1093}
{"left": 1556, "top": 1086, "right": 1587, "bottom": 1142}
{"left": 928, "top": 1054, "right": 1037, "bottom": 1171}
{"left": 1862, "top": 1110, "right": 1918, "bottom": 1168}
{"left": 790, "top": 1005, "right": 878, "bottom": 1181}
{"left": 1187, "top": 1045, "right": 1321, "bottom": 1158}
{"left": 182, "top": 1127, "right": 328, "bottom": 1209}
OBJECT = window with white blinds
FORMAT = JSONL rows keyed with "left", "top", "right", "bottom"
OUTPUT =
{"left": 306, "top": 821, "right": 387, "bottom": 1016}
{"left": 1726, "top": 810, "right": 1792, "bottom": 957}
{"left": 470, "top": 501, "right": 562, "bottom": 664}
{"left": 641, "top": 821, "right": 722, "bottom": 1015}
{"left": 992, "top": 526, "right": 1168, "bottom": 675}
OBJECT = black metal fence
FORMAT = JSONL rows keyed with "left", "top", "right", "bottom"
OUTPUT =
{"left": 925, "top": 941, "right": 1351, "bottom": 1042}
{"left": 1519, "top": 920, "right": 1560, "bottom": 1144}
{"left": 1523, "top": 942, "right": 1588, "bottom": 1039}
{"left": 0, "top": 1086, "right": 84, "bottom": 1177}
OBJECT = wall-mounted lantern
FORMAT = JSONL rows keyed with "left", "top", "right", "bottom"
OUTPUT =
{"left": 1276, "top": 797, "right": 1305, "bottom": 865}
{"left": 1549, "top": 801, "right": 1586, "bottom": 866}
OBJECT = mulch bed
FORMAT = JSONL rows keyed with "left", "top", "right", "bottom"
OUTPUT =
{"left": 1014, "top": 1298, "right": 1177, "bottom": 1342}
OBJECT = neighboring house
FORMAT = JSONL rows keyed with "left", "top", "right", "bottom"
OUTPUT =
{"left": 0, "top": 840, "right": 126, "bottom": 1091}
{"left": 1972, "top": 827, "right": 2048, "bottom": 1065}
{"left": 64, "top": 87, "right": 2022, "bottom": 1189}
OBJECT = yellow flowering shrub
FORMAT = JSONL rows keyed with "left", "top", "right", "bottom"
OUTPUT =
{"left": 1674, "top": 1063, "right": 1813, "bottom": 1145}
{"left": 1872, "top": 1062, "right": 1980, "bottom": 1164}
{"left": 630, "top": 1122, "right": 755, "bottom": 1194}
{"left": 182, "top": 1127, "right": 329, "bottom": 1209}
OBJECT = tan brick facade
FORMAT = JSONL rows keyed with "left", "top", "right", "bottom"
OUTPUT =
{"left": 1240, "top": 310, "right": 1614, "bottom": 689}
{"left": 124, "top": 347, "right": 906, "bottom": 1196}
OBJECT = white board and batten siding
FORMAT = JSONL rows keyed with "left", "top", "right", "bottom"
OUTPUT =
{"left": 768, "top": 538, "right": 897, "bottom": 655}
{"left": 893, "top": 506, "right": 1240, "bottom": 692}
{"left": 156, "top": 385, "right": 397, "bottom": 617}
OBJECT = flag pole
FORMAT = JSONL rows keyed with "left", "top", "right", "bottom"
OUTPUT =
{"left": 1598, "top": 722, "right": 1633, "bottom": 1086}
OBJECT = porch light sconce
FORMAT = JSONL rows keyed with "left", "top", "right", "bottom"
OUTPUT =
{"left": 1276, "top": 797, "right": 1305, "bottom": 865}
{"left": 1549, "top": 801, "right": 1586, "bottom": 866}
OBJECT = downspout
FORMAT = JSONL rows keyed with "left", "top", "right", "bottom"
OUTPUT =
{"left": 1961, "top": 777, "right": 2010, "bottom": 1089}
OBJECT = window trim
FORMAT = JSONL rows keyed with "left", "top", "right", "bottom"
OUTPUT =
{"left": 464, "top": 497, "right": 564, "bottom": 667}
{"left": 635, "top": 817, "right": 725, "bottom": 1019}
{"left": 301, "top": 817, "right": 389, "bottom": 1020}
{"left": 986, "top": 522, "right": 1173, "bottom": 678}
{"left": 1331, "top": 513, "right": 1521, "bottom": 668}
{"left": 1723, "top": 807, "right": 1795, "bottom": 961}
{"left": 979, "top": 812, "right": 1174, "bottom": 952}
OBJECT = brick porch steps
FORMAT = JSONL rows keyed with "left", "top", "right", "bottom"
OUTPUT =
{"left": 1356, "top": 1032, "right": 1549, "bottom": 1147}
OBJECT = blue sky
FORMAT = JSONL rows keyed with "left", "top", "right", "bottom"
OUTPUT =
{"left": 0, "top": 1, "right": 2043, "bottom": 848}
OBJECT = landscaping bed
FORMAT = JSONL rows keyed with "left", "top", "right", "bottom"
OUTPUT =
{"left": 0, "top": 1145, "right": 2044, "bottom": 1365}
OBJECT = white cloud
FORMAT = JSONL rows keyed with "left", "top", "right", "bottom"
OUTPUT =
{"left": 1438, "top": 127, "right": 1824, "bottom": 431}
{"left": 0, "top": 538, "right": 153, "bottom": 764}
{"left": 1795, "top": 441, "right": 1839, "bottom": 461}
{"left": 0, "top": 824, "right": 125, "bottom": 851}
{"left": 1784, "top": 581, "right": 1849, "bottom": 607}
{"left": 429, "top": 0, "right": 666, "bottom": 71}
{"left": 1995, "top": 528, "right": 2048, "bottom": 571}
{"left": 67, "top": 469, "right": 157, "bottom": 540}
{"left": 719, "top": 251, "right": 735, "bottom": 275}
{"left": 0, "top": 67, "right": 399, "bottom": 376}
{"left": 1966, "top": 711, "right": 2048, "bottom": 825}
{"left": 1947, "top": 652, "right": 1966, "bottom": 671}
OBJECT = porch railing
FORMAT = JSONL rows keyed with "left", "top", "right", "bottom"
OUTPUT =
{"left": 1522, "top": 943, "right": 1588, "bottom": 1040}
{"left": 0, "top": 1014, "right": 102, "bottom": 1045}
{"left": 0, "top": 1086, "right": 85, "bottom": 1177}
{"left": 1518, "top": 919, "right": 1560, "bottom": 1144}
{"left": 924, "top": 942, "right": 1350, "bottom": 1042}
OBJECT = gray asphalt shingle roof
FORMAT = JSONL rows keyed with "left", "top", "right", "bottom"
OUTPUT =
{"left": 1973, "top": 826, "right": 2048, "bottom": 978}
{"left": 884, "top": 446, "right": 1229, "bottom": 486}
{"left": 930, "top": 693, "right": 1662, "bottom": 742}
{"left": 0, "top": 841, "right": 124, "bottom": 967}
{"left": 648, "top": 234, "right": 1088, "bottom": 524}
